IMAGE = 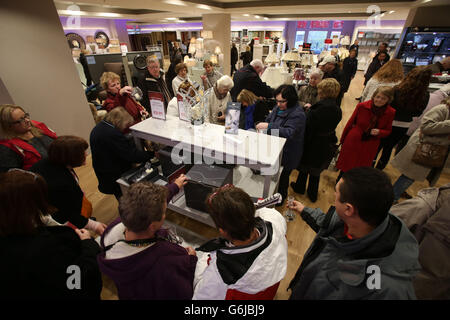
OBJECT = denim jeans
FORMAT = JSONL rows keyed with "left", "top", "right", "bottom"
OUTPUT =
{"left": 393, "top": 174, "right": 415, "bottom": 201}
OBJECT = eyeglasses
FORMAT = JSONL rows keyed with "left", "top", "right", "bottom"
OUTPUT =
{"left": 11, "top": 113, "right": 30, "bottom": 125}
{"left": 207, "top": 184, "right": 234, "bottom": 209}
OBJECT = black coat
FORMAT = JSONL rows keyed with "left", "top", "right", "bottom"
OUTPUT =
{"left": 231, "top": 46, "right": 239, "bottom": 65}
{"left": 349, "top": 44, "right": 359, "bottom": 57}
{"left": 342, "top": 57, "right": 358, "bottom": 93}
{"left": 364, "top": 59, "right": 385, "bottom": 85}
{"left": 90, "top": 120, "right": 153, "bottom": 195}
{"left": 136, "top": 69, "right": 173, "bottom": 113}
{"left": 266, "top": 105, "right": 306, "bottom": 171}
{"left": 0, "top": 226, "right": 102, "bottom": 299}
{"left": 31, "top": 159, "right": 87, "bottom": 228}
{"left": 230, "top": 64, "right": 274, "bottom": 102}
{"left": 300, "top": 98, "right": 342, "bottom": 171}
{"left": 240, "top": 51, "right": 252, "bottom": 67}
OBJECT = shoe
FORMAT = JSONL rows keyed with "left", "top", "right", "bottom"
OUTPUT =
{"left": 307, "top": 175, "right": 320, "bottom": 203}
{"left": 290, "top": 182, "right": 305, "bottom": 194}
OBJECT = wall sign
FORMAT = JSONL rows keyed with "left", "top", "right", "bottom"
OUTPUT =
{"left": 311, "top": 21, "right": 329, "bottom": 28}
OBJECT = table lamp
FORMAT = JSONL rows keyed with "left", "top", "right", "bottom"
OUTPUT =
{"left": 264, "top": 52, "right": 280, "bottom": 66}
{"left": 281, "top": 51, "right": 301, "bottom": 73}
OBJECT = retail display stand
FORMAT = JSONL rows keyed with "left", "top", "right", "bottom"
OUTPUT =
{"left": 129, "top": 115, "right": 286, "bottom": 228}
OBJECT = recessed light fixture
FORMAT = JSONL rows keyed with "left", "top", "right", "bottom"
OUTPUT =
{"left": 243, "top": 14, "right": 249, "bottom": 17}
{"left": 163, "top": 0, "right": 187, "bottom": 6}
{"left": 388, "top": 10, "right": 395, "bottom": 14}
{"left": 254, "top": 15, "right": 260, "bottom": 18}
{"left": 197, "top": 4, "right": 212, "bottom": 10}
{"left": 166, "top": 17, "right": 177, "bottom": 20}
{"left": 422, "top": 0, "right": 432, "bottom": 3}
{"left": 264, "top": 17, "right": 269, "bottom": 20}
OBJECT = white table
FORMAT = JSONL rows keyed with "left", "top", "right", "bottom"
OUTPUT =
{"left": 129, "top": 115, "right": 286, "bottom": 227}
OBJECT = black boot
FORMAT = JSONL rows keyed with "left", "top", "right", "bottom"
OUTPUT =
{"left": 291, "top": 172, "right": 307, "bottom": 194}
{"left": 307, "top": 175, "right": 320, "bottom": 203}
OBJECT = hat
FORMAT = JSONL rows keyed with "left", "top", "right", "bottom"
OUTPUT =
{"left": 319, "top": 55, "right": 337, "bottom": 66}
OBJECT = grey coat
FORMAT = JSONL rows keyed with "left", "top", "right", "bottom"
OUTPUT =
{"left": 390, "top": 183, "right": 450, "bottom": 299}
{"left": 289, "top": 208, "right": 420, "bottom": 300}
{"left": 391, "top": 104, "right": 450, "bottom": 186}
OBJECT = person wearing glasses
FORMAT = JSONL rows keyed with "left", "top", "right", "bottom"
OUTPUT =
{"left": 0, "top": 104, "right": 57, "bottom": 172}
{"left": 193, "top": 186, "right": 288, "bottom": 300}
{"left": 255, "top": 85, "right": 306, "bottom": 206}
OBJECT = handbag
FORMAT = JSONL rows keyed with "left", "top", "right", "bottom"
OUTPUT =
{"left": 412, "top": 132, "right": 448, "bottom": 168}
{"left": 328, "top": 143, "right": 341, "bottom": 172}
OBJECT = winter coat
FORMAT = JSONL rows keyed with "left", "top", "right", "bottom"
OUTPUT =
{"left": 231, "top": 64, "right": 273, "bottom": 102}
{"left": 103, "top": 92, "right": 146, "bottom": 124}
{"left": 288, "top": 208, "right": 420, "bottom": 300}
{"left": 342, "top": 57, "right": 358, "bottom": 93}
{"left": 266, "top": 105, "right": 306, "bottom": 171}
{"left": 205, "top": 89, "right": 231, "bottom": 125}
{"left": 360, "top": 78, "right": 400, "bottom": 103}
{"left": 337, "top": 100, "right": 395, "bottom": 172}
{"left": 89, "top": 120, "right": 153, "bottom": 195}
{"left": 364, "top": 59, "right": 385, "bottom": 86}
{"left": 300, "top": 98, "right": 342, "bottom": 171}
{"left": 136, "top": 69, "right": 173, "bottom": 113}
{"left": 0, "top": 226, "right": 102, "bottom": 299}
{"left": 391, "top": 104, "right": 450, "bottom": 186}
{"left": 202, "top": 70, "right": 223, "bottom": 91}
{"left": 390, "top": 183, "right": 450, "bottom": 300}
{"left": 193, "top": 208, "right": 287, "bottom": 300}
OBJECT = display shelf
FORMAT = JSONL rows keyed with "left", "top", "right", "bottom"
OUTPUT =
{"left": 356, "top": 31, "right": 401, "bottom": 71}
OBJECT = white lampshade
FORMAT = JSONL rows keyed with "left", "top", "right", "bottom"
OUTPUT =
{"left": 264, "top": 52, "right": 280, "bottom": 64}
{"left": 281, "top": 51, "right": 301, "bottom": 62}
{"left": 210, "top": 54, "right": 218, "bottom": 65}
{"left": 214, "top": 46, "right": 222, "bottom": 55}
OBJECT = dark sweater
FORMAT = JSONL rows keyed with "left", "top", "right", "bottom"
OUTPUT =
{"left": 0, "top": 226, "right": 102, "bottom": 299}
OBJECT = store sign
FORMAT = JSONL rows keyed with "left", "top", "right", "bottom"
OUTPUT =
{"left": 297, "top": 21, "right": 307, "bottom": 29}
{"left": 333, "top": 21, "right": 344, "bottom": 29}
{"left": 311, "top": 21, "right": 329, "bottom": 28}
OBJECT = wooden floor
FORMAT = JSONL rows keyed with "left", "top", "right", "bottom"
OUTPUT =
{"left": 75, "top": 71, "right": 450, "bottom": 300}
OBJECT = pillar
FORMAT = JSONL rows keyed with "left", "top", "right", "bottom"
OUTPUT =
{"left": 0, "top": 0, "right": 95, "bottom": 143}
{"left": 202, "top": 14, "right": 231, "bottom": 76}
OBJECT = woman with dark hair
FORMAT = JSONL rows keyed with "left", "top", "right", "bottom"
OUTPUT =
{"left": 256, "top": 85, "right": 306, "bottom": 204}
{"left": 165, "top": 55, "right": 183, "bottom": 97}
{"left": 0, "top": 105, "right": 57, "bottom": 172}
{"left": 31, "top": 136, "right": 107, "bottom": 235}
{"left": 291, "top": 78, "right": 342, "bottom": 202}
{"left": 375, "top": 66, "right": 432, "bottom": 170}
{"left": 0, "top": 169, "right": 102, "bottom": 299}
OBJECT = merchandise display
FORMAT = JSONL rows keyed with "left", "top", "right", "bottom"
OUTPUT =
{"left": 356, "top": 31, "right": 401, "bottom": 70}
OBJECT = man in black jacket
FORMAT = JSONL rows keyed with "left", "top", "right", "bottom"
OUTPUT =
{"left": 364, "top": 51, "right": 387, "bottom": 86}
{"left": 319, "top": 56, "right": 345, "bottom": 106}
{"left": 136, "top": 56, "right": 173, "bottom": 113}
{"left": 349, "top": 39, "right": 359, "bottom": 58}
{"left": 230, "top": 59, "right": 273, "bottom": 101}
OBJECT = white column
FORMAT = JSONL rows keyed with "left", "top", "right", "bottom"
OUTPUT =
{"left": 202, "top": 14, "right": 231, "bottom": 76}
{"left": 0, "top": 0, "right": 95, "bottom": 142}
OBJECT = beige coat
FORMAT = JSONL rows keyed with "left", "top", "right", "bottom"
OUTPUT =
{"left": 205, "top": 90, "right": 231, "bottom": 125}
{"left": 390, "top": 183, "right": 450, "bottom": 299}
{"left": 391, "top": 104, "right": 450, "bottom": 185}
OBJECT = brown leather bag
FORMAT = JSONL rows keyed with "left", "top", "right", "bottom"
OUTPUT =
{"left": 412, "top": 132, "right": 448, "bottom": 168}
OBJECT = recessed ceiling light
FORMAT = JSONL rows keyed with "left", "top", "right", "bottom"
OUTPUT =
{"left": 389, "top": 10, "right": 395, "bottom": 14}
{"left": 163, "top": 0, "right": 187, "bottom": 6}
{"left": 254, "top": 15, "right": 260, "bottom": 18}
{"left": 166, "top": 17, "right": 177, "bottom": 20}
{"left": 264, "top": 17, "right": 269, "bottom": 20}
{"left": 197, "top": 4, "right": 212, "bottom": 10}
{"left": 243, "top": 14, "right": 249, "bottom": 17}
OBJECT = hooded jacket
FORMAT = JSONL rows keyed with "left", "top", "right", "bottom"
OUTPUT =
{"left": 289, "top": 207, "right": 420, "bottom": 300}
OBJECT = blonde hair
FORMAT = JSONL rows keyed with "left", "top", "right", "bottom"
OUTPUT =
{"left": 100, "top": 72, "right": 120, "bottom": 90}
{"left": 237, "top": 89, "right": 258, "bottom": 106}
{"left": 0, "top": 105, "right": 42, "bottom": 139}
{"left": 104, "top": 107, "right": 134, "bottom": 131}
{"left": 317, "top": 78, "right": 340, "bottom": 99}
{"left": 371, "top": 86, "right": 395, "bottom": 104}
{"left": 203, "top": 60, "right": 213, "bottom": 68}
{"left": 373, "top": 59, "right": 404, "bottom": 83}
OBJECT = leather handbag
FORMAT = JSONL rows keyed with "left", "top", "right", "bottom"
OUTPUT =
{"left": 412, "top": 132, "right": 448, "bottom": 168}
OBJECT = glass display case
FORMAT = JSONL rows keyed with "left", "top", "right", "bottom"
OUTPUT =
{"left": 396, "top": 27, "right": 450, "bottom": 73}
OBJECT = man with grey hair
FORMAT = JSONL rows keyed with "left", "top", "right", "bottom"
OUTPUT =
{"left": 137, "top": 56, "right": 173, "bottom": 113}
{"left": 230, "top": 59, "right": 273, "bottom": 101}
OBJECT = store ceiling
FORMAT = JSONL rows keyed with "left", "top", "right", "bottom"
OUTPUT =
{"left": 54, "top": 0, "right": 445, "bottom": 25}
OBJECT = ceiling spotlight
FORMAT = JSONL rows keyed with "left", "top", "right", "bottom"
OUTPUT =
{"left": 197, "top": 4, "right": 212, "bottom": 10}
{"left": 388, "top": 10, "right": 395, "bottom": 14}
{"left": 163, "top": 0, "right": 187, "bottom": 6}
{"left": 243, "top": 14, "right": 249, "bottom": 17}
{"left": 254, "top": 15, "right": 260, "bottom": 18}
{"left": 166, "top": 17, "right": 177, "bottom": 20}
{"left": 264, "top": 17, "right": 269, "bottom": 20}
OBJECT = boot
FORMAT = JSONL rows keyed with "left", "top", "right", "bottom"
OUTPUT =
{"left": 291, "top": 172, "right": 307, "bottom": 194}
{"left": 307, "top": 175, "right": 320, "bottom": 203}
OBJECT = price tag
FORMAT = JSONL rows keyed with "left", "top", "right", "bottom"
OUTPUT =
{"left": 177, "top": 94, "right": 189, "bottom": 122}
{"left": 149, "top": 91, "right": 166, "bottom": 120}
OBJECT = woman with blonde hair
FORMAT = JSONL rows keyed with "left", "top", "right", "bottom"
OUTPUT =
{"left": 0, "top": 105, "right": 57, "bottom": 172}
{"left": 360, "top": 59, "right": 404, "bottom": 102}
{"left": 100, "top": 71, "right": 148, "bottom": 123}
{"left": 237, "top": 89, "right": 271, "bottom": 130}
{"left": 90, "top": 107, "right": 154, "bottom": 200}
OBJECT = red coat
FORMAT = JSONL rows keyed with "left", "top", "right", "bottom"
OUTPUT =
{"left": 103, "top": 92, "right": 145, "bottom": 123}
{"left": 336, "top": 100, "right": 395, "bottom": 172}
{"left": 0, "top": 120, "right": 57, "bottom": 170}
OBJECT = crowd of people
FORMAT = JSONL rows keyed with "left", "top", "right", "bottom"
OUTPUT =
{"left": 0, "top": 42, "right": 449, "bottom": 300}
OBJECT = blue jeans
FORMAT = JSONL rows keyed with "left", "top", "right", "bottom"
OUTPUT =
{"left": 393, "top": 174, "right": 415, "bottom": 201}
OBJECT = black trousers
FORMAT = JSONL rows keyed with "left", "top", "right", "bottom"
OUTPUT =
{"left": 278, "top": 168, "right": 292, "bottom": 201}
{"left": 375, "top": 126, "right": 408, "bottom": 170}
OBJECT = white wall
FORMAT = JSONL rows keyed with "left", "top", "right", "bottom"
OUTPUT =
{"left": 0, "top": 0, "right": 95, "bottom": 143}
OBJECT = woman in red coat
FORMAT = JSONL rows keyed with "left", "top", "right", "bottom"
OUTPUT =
{"left": 336, "top": 86, "right": 395, "bottom": 180}
{"left": 100, "top": 72, "right": 148, "bottom": 124}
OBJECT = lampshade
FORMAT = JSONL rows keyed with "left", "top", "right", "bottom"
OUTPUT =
{"left": 281, "top": 51, "right": 301, "bottom": 62}
{"left": 185, "top": 58, "right": 197, "bottom": 67}
{"left": 190, "top": 37, "right": 196, "bottom": 44}
{"left": 214, "top": 46, "right": 222, "bottom": 55}
{"left": 210, "top": 55, "right": 218, "bottom": 65}
{"left": 264, "top": 52, "right": 280, "bottom": 64}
